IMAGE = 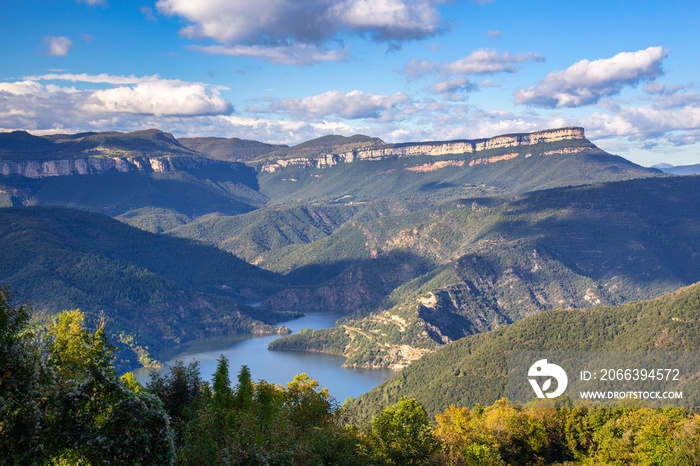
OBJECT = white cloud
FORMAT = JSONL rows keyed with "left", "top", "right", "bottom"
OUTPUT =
{"left": 44, "top": 36, "right": 74, "bottom": 57}
{"left": 445, "top": 49, "right": 544, "bottom": 75}
{"left": 268, "top": 90, "right": 410, "bottom": 119}
{"left": 0, "top": 81, "right": 44, "bottom": 96}
{"left": 430, "top": 77, "right": 475, "bottom": 94}
{"left": 189, "top": 43, "right": 349, "bottom": 66}
{"left": 78, "top": 0, "right": 106, "bottom": 5}
{"left": 25, "top": 73, "right": 154, "bottom": 85}
{"left": 514, "top": 46, "right": 669, "bottom": 108}
{"left": 405, "top": 49, "right": 544, "bottom": 78}
{"left": 156, "top": 0, "right": 449, "bottom": 63}
{"left": 81, "top": 80, "right": 233, "bottom": 117}
{"left": 0, "top": 77, "right": 233, "bottom": 133}
{"left": 213, "top": 115, "right": 367, "bottom": 144}
{"left": 333, "top": 0, "right": 444, "bottom": 41}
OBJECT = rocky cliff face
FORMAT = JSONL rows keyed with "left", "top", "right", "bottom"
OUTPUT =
{"left": 261, "top": 127, "right": 586, "bottom": 173}
{"left": 0, "top": 155, "right": 216, "bottom": 178}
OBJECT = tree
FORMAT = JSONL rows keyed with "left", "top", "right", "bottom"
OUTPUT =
{"left": 147, "top": 359, "right": 203, "bottom": 443}
{"left": 370, "top": 397, "right": 438, "bottom": 465}
{"left": 0, "top": 286, "right": 46, "bottom": 464}
{"left": 0, "top": 290, "right": 176, "bottom": 465}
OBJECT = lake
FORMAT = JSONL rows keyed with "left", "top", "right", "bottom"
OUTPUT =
{"left": 132, "top": 311, "right": 395, "bottom": 403}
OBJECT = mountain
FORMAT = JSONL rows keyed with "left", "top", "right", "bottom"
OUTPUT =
{"left": 0, "top": 126, "right": 683, "bottom": 368}
{"left": 267, "top": 176, "right": 700, "bottom": 368}
{"left": 2, "top": 128, "right": 200, "bottom": 162}
{"left": 655, "top": 163, "right": 700, "bottom": 175}
{"left": 179, "top": 133, "right": 383, "bottom": 166}
{"left": 0, "top": 206, "right": 296, "bottom": 370}
{"left": 163, "top": 198, "right": 433, "bottom": 264}
{"left": 257, "top": 128, "right": 664, "bottom": 205}
{"left": 347, "top": 281, "right": 700, "bottom": 420}
{"left": 178, "top": 136, "right": 286, "bottom": 162}
{"left": 0, "top": 128, "right": 270, "bottom": 233}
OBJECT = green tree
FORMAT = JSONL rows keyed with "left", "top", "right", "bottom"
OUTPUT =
{"left": 212, "top": 354, "right": 233, "bottom": 410}
{"left": 0, "top": 293, "right": 176, "bottom": 465}
{"left": 147, "top": 359, "right": 203, "bottom": 442}
{"left": 0, "top": 287, "right": 46, "bottom": 465}
{"left": 370, "top": 397, "right": 438, "bottom": 465}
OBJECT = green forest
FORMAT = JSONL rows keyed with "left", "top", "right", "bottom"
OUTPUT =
{"left": 3, "top": 287, "right": 699, "bottom": 466}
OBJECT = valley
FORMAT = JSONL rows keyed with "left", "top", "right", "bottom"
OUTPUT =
{"left": 0, "top": 125, "right": 692, "bottom": 380}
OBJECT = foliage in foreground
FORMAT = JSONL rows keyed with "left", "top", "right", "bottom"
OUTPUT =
{"left": 0, "top": 287, "right": 174, "bottom": 465}
{"left": 3, "top": 286, "right": 700, "bottom": 465}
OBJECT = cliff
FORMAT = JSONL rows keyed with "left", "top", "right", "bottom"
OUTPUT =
{"left": 0, "top": 155, "right": 223, "bottom": 178}
{"left": 260, "top": 127, "right": 586, "bottom": 173}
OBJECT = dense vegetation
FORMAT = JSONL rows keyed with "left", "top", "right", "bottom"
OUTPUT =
{"left": 0, "top": 289, "right": 175, "bottom": 464}
{"left": 3, "top": 288, "right": 699, "bottom": 465}
{"left": 0, "top": 206, "right": 297, "bottom": 370}
{"left": 348, "top": 281, "right": 700, "bottom": 422}
{"left": 267, "top": 176, "right": 700, "bottom": 368}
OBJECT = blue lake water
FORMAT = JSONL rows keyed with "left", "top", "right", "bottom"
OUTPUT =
{"left": 133, "top": 311, "right": 395, "bottom": 403}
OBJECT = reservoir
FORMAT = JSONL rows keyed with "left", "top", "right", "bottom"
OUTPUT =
{"left": 133, "top": 311, "right": 395, "bottom": 403}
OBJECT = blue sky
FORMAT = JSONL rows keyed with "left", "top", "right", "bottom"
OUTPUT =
{"left": 1, "top": 0, "right": 698, "bottom": 166}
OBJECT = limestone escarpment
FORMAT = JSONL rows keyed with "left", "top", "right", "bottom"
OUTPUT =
{"left": 261, "top": 127, "right": 586, "bottom": 173}
{"left": 0, "top": 155, "right": 218, "bottom": 178}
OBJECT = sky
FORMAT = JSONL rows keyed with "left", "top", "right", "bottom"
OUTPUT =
{"left": 1, "top": 0, "right": 699, "bottom": 166}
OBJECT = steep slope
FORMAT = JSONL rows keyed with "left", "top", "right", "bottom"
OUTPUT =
{"left": 164, "top": 198, "right": 431, "bottom": 264}
{"left": 268, "top": 176, "right": 700, "bottom": 368}
{"left": 0, "top": 206, "right": 295, "bottom": 370}
{"left": 258, "top": 129, "right": 662, "bottom": 205}
{"left": 0, "top": 159, "right": 266, "bottom": 232}
{"left": 348, "top": 281, "right": 700, "bottom": 420}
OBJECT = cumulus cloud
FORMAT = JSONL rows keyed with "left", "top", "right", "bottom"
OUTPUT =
{"left": 514, "top": 46, "right": 669, "bottom": 108}
{"left": 0, "top": 75, "right": 233, "bottom": 133}
{"left": 268, "top": 90, "right": 410, "bottom": 119}
{"left": 583, "top": 94, "right": 700, "bottom": 143}
{"left": 81, "top": 80, "right": 233, "bottom": 116}
{"left": 156, "top": 0, "right": 450, "bottom": 63}
{"left": 44, "top": 36, "right": 74, "bottom": 57}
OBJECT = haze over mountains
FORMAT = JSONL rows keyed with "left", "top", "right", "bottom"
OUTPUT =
{"left": 1, "top": 125, "right": 692, "bottom": 379}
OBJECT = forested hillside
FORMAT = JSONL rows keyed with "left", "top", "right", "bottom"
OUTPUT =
{"left": 348, "top": 281, "right": 700, "bottom": 421}
{"left": 269, "top": 176, "right": 700, "bottom": 368}
{"left": 3, "top": 289, "right": 699, "bottom": 465}
{"left": 0, "top": 206, "right": 296, "bottom": 370}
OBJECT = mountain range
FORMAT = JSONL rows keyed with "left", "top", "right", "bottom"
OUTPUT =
{"left": 0, "top": 125, "right": 692, "bottom": 377}
{"left": 653, "top": 162, "right": 700, "bottom": 175}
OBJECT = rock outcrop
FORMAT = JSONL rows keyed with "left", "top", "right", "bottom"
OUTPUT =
{"left": 261, "top": 127, "right": 586, "bottom": 173}
{"left": 0, "top": 155, "right": 219, "bottom": 178}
